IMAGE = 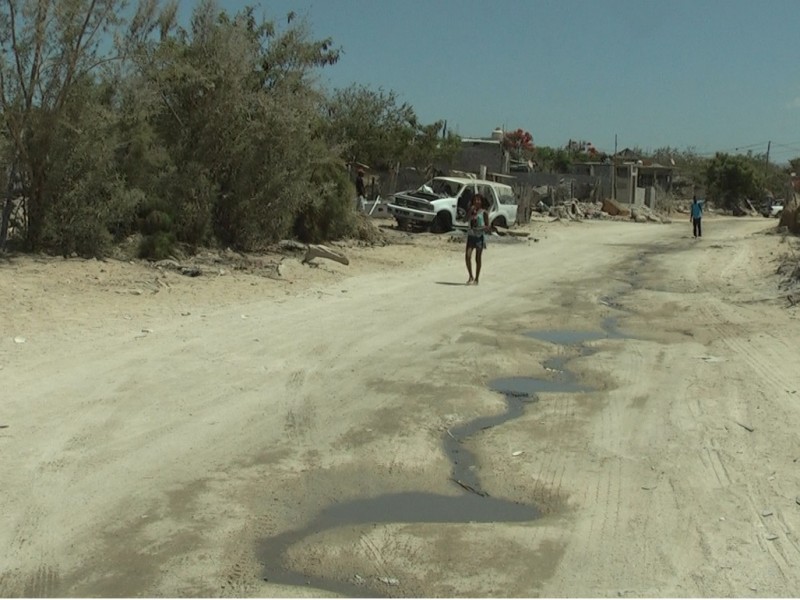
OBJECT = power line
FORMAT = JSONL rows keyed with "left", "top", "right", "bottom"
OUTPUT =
{"left": 726, "top": 141, "right": 770, "bottom": 153}
{"left": 770, "top": 142, "right": 800, "bottom": 154}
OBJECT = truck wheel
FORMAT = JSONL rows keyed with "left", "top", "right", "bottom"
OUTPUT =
{"left": 491, "top": 216, "right": 507, "bottom": 229}
{"left": 396, "top": 217, "right": 410, "bottom": 230}
{"left": 432, "top": 212, "right": 453, "bottom": 233}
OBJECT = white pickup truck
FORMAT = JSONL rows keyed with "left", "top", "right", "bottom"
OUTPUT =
{"left": 387, "top": 176, "right": 518, "bottom": 232}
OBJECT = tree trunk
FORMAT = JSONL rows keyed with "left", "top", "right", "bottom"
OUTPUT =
{"left": 0, "top": 161, "right": 18, "bottom": 251}
{"left": 24, "top": 165, "right": 47, "bottom": 251}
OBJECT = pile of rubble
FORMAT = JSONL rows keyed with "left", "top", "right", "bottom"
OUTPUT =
{"left": 547, "top": 198, "right": 671, "bottom": 224}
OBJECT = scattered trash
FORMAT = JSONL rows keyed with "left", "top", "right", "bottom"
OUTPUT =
{"left": 451, "top": 477, "right": 488, "bottom": 497}
{"left": 734, "top": 421, "right": 754, "bottom": 433}
{"left": 641, "top": 484, "right": 658, "bottom": 491}
{"left": 795, "top": 496, "right": 800, "bottom": 506}
{"left": 766, "top": 533, "right": 779, "bottom": 541}
{"left": 511, "top": 450, "right": 524, "bottom": 457}
{"left": 353, "top": 574, "right": 364, "bottom": 584}
{"left": 696, "top": 355, "right": 725, "bottom": 363}
{"left": 13, "top": 336, "right": 26, "bottom": 344}
{"left": 378, "top": 577, "right": 399, "bottom": 586}
{"left": 719, "top": 517, "right": 725, "bottom": 521}
{"left": 141, "top": 328, "right": 153, "bottom": 334}
{"left": 762, "top": 510, "right": 773, "bottom": 517}
{"left": 302, "top": 244, "right": 349, "bottom": 266}
{"left": 0, "top": 425, "right": 9, "bottom": 429}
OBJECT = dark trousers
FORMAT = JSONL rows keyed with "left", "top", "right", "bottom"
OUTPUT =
{"left": 693, "top": 217, "right": 702, "bottom": 237}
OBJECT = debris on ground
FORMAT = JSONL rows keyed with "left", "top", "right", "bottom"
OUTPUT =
{"left": 602, "top": 198, "right": 631, "bottom": 217}
{"left": 776, "top": 238, "right": 800, "bottom": 306}
{"left": 153, "top": 251, "right": 282, "bottom": 279}
{"left": 545, "top": 198, "right": 670, "bottom": 224}
{"left": 302, "top": 244, "right": 349, "bottom": 266}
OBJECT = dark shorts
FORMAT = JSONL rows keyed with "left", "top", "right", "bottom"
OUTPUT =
{"left": 466, "top": 234, "right": 485, "bottom": 250}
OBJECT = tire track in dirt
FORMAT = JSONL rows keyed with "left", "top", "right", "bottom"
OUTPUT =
{"left": 631, "top": 222, "right": 800, "bottom": 595}
{"left": 2, "top": 494, "right": 61, "bottom": 597}
{"left": 744, "top": 487, "right": 797, "bottom": 582}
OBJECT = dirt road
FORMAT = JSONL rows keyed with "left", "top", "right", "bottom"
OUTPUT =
{"left": 2, "top": 217, "right": 800, "bottom": 597}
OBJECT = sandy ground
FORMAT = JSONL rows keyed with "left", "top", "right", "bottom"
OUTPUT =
{"left": 2, "top": 215, "right": 800, "bottom": 597}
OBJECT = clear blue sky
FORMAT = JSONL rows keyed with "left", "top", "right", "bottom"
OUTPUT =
{"left": 178, "top": 0, "right": 800, "bottom": 161}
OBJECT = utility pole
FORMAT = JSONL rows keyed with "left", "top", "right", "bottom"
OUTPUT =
{"left": 765, "top": 140, "right": 771, "bottom": 174}
{"left": 612, "top": 134, "right": 618, "bottom": 201}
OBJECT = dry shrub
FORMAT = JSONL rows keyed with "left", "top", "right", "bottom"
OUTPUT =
{"left": 351, "top": 213, "right": 389, "bottom": 245}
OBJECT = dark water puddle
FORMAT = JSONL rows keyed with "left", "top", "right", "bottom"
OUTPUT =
{"left": 257, "top": 323, "right": 627, "bottom": 596}
{"left": 258, "top": 490, "right": 539, "bottom": 597}
{"left": 527, "top": 316, "right": 627, "bottom": 346}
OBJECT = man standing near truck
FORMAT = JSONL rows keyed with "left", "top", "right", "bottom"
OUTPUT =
{"left": 355, "top": 169, "right": 366, "bottom": 212}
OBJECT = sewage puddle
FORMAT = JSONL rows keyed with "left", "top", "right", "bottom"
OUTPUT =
{"left": 258, "top": 491, "right": 539, "bottom": 596}
{"left": 526, "top": 316, "right": 627, "bottom": 346}
{"left": 258, "top": 324, "right": 624, "bottom": 596}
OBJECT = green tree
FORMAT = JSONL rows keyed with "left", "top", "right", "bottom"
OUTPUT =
{"left": 705, "top": 153, "right": 763, "bottom": 209}
{"left": 324, "top": 85, "right": 416, "bottom": 170}
{"left": 127, "top": 0, "right": 344, "bottom": 250}
{"left": 323, "top": 83, "right": 460, "bottom": 181}
{"left": 0, "top": 0, "right": 127, "bottom": 251}
{"left": 403, "top": 121, "right": 461, "bottom": 176}
{"left": 41, "top": 75, "right": 142, "bottom": 256}
{"left": 535, "top": 146, "right": 571, "bottom": 173}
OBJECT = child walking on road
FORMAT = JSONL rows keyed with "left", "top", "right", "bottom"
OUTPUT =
{"left": 465, "top": 194, "right": 490, "bottom": 284}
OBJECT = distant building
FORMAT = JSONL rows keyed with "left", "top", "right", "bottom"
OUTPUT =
{"left": 451, "top": 136, "right": 506, "bottom": 176}
{"left": 570, "top": 154, "right": 674, "bottom": 206}
{"left": 612, "top": 160, "right": 673, "bottom": 207}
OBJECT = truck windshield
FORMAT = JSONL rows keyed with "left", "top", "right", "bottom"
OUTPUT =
{"left": 423, "top": 179, "right": 459, "bottom": 197}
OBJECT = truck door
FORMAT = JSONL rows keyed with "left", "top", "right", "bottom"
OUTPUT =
{"left": 478, "top": 184, "right": 498, "bottom": 213}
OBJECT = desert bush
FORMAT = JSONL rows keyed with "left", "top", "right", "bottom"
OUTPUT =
{"left": 138, "top": 230, "right": 176, "bottom": 260}
{"left": 293, "top": 162, "right": 357, "bottom": 243}
{"left": 705, "top": 153, "right": 763, "bottom": 210}
{"left": 42, "top": 180, "right": 142, "bottom": 257}
{"left": 41, "top": 89, "right": 141, "bottom": 257}
{"left": 135, "top": 196, "right": 178, "bottom": 259}
{"left": 159, "top": 164, "right": 214, "bottom": 248}
{"left": 653, "top": 191, "right": 676, "bottom": 214}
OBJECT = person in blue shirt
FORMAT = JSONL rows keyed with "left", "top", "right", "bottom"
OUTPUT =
{"left": 690, "top": 196, "right": 703, "bottom": 238}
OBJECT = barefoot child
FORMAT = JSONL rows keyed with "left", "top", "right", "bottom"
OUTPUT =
{"left": 465, "top": 194, "right": 490, "bottom": 284}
